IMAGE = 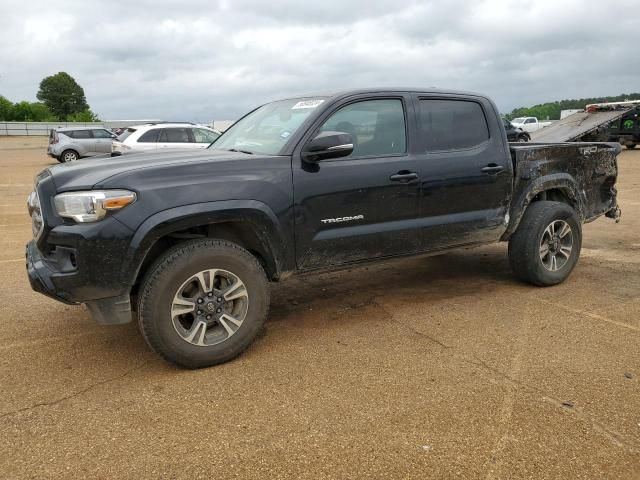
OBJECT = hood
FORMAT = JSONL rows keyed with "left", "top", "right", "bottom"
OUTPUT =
{"left": 46, "top": 149, "right": 265, "bottom": 191}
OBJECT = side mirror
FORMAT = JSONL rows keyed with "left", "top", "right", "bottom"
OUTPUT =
{"left": 111, "top": 134, "right": 117, "bottom": 139}
{"left": 302, "top": 131, "right": 353, "bottom": 162}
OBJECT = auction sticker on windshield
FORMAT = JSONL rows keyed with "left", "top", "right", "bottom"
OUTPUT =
{"left": 292, "top": 99, "right": 325, "bottom": 109}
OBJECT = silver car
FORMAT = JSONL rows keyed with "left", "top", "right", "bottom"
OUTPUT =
{"left": 47, "top": 127, "right": 117, "bottom": 162}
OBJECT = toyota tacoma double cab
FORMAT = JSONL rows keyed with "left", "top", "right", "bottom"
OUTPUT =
{"left": 26, "top": 89, "right": 621, "bottom": 368}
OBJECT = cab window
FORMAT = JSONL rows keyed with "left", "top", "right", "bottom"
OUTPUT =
{"left": 318, "top": 99, "right": 406, "bottom": 158}
{"left": 159, "top": 128, "right": 191, "bottom": 143}
{"left": 138, "top": 129, "right": 161, "bottom": 143}
{"left": 418, "top": 99, "right": 489, "bottom": 151}
{"left": 92, "top": 129, "right": 113, "bottom": 139}
{"left": 193, "top": 128, "right": 220, "bottom": 143}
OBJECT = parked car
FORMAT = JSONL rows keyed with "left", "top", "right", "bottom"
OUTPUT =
{"left": 47, "top": 127, "right": 117, "bottom": 163}
{"left": 112, "top": 123, "right": 221, "bottom": 155}
{"left": 503, "top": 118, "right": 530, "bottom": 142}
{"left": 510, "top": 117, "right": 554, "bottom": 133}
{"left": 27, "top": 88, "right": 621, "bottom": 368}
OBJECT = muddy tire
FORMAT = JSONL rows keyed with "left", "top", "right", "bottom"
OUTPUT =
{"left": 626, "top": 144, "right": 636, "bottom": 150}
{"left": 508, "top": 201, "right": 582, "bottom": 286}
{"left": 138, "top": 239, "right": 269, "bottom": 369}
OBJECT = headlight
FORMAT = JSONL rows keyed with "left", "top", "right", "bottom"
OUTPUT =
{"left": 54, "top": 190, "right": 136, "bottom": 223}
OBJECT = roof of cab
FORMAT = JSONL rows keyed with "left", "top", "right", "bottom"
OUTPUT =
{"left": 278, "top": 87, "right": 490, "bottom": 102}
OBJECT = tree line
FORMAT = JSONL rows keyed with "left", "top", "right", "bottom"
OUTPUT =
{"left": 0, "top": 72, "right": 99, "bottom": 122}
{"left": 506, "top": 93, "right": 640, "bottom": 120}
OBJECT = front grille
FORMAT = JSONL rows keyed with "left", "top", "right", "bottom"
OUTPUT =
{"left": 27, "top": 190, "right": 44, "bottom": 240}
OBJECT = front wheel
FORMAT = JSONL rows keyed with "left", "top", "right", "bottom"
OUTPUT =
{"left": 508, "top": 201, "right": 582, "bottom": 286}
{"left": 138, "top": 239, "right": 270, "bottom": 368}
{"left": 626, "top": 143, "right": 637, "bottom": 150}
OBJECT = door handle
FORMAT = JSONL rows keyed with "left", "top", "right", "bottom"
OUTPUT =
{"left": 389, "top": 171, "right": 418, "bottom": 182}
{"left": 481, "top": 164, "right": 505, "bottom": 175}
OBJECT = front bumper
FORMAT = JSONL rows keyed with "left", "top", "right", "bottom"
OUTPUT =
{"left": 26, "top": 239, "right": 134, "bottom": 325}
{"left": 26, "top": 240, "right": 76, "bottom": 305}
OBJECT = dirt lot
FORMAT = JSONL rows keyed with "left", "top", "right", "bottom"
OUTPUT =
{"left": 0, "top": 137, "right": 639, "bottom": 479}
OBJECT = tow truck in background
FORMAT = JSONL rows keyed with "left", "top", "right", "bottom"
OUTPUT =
{"left": 531, "top": 99, "right": 640, "bottom": 149}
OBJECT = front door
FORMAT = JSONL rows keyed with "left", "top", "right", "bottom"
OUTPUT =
{"left": 92, "top": 128, "right": 114, "bottom": 153}
{"left": 293, "top": 96, "right": 423, "bottom": 270}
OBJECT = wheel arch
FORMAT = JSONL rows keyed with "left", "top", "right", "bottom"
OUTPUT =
{"left": 122, "top": 200, "right": 293, "bottom": 292}
{"left": 61, "top": 148, "right": 80, "bottom": 160}
{"left": 502, "top": 174, "right": 584, "bottom": 240}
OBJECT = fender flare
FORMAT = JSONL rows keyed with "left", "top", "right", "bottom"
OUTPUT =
{"left": 503, "top": 173, "right": 585, "bottom": 239}
{"left": 120, "top": 200, "right": 292, "bottom": 286}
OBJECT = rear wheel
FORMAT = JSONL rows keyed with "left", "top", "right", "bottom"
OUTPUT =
{"left": 60, "top": 149, "right": 78, "bottom": 162}
{"left": 626, "top": 143, "right": 637, "bottom": 150}
{"left": 508, "top": 201, "right": 582, "bottom": 286}
{"left": 138, "top": 239, "right": 269, "bottom": 368}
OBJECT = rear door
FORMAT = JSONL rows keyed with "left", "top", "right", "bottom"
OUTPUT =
{"left": 293, "top": 95, "right": 424, "bottom": 269}
{"left": 157, "top": 127, "right": 194, "bottom": 149}
{"left": 413, "top": 95, "right": 512, "bottom": 249}
{"left": 91, "top": 128, "right": 114, "bottom": 153}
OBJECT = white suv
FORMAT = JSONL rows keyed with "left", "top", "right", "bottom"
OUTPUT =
{"left": 112, "top": 123, "right": 221, "bottom": 155}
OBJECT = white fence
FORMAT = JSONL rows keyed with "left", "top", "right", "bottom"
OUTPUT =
{"left": 0, "top": 121, "right": 163, "bottom": 136}
{"left": 0, "top": 120, "right": 234, "bottom": 136}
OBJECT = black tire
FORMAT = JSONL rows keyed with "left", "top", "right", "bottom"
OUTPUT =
{"left": 508, "top": 201, "right": 582, "bottom": 286}
{"left": 517, "top": 135, "right": 529, "bottom": 143}
{"left": 60, "top": 149, "right": 78, "bottom": 162}
{"left": 138, "top": 239, "right": 269, "bottom": 369}
{"left": 626, "top": 144, "right": 637, "bottom": 150}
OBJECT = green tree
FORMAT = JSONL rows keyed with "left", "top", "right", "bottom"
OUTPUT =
{"left": 66, "top": 109, "right": 100, "bottom": 122}
{"left": 36, "top": 72, "right": 90, "bottom": 120}
{"left": 11, "top": 101, "right": 57, "bottom": 121}
{"left": 0, "top": 95, "right": 13, "bottom": 120}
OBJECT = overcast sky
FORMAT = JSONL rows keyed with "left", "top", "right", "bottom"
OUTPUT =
{"left": 1, "top": 0, "right": 638, "bottom": 122}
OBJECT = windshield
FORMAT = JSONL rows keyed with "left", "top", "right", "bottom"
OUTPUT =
{"left": 511, "top": 117, "right": 525, "bottom": 124}
{"left": 210, "top": 98, "right": 326, "bottom": 155}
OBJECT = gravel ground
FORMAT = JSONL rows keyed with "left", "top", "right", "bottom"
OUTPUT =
{"left": 1, "top": 137, "right": 639, "bottom": 479}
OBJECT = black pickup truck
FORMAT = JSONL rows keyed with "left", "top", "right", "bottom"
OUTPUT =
{"left": 26, "top": 88, "right": 621, "bottom": 368}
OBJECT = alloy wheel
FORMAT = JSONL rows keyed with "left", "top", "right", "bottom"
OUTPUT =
{"left": 539, "top": 220, "right": 573, "bottom": 271}
{"left": 171, "top": 268, "right": 249, "bottom": 347}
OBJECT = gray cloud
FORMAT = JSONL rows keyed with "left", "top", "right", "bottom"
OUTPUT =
{"left": 1, "top": 0, "right": 638, "bottom": 122}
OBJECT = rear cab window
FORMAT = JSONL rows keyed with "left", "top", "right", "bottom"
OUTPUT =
{"left": 418, "top": 98, "right": 489, "bottom": 151}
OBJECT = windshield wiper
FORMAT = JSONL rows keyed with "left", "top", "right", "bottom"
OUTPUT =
{"left": 225, "top": 148, "right": 254, "bottom": 155}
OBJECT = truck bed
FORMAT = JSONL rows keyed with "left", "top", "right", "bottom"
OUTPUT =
{"left": 529, "top": 109, "right": 633, "bottom": 142}
{"left": 506, "top": 142, "right": 620, "bottom": 236}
